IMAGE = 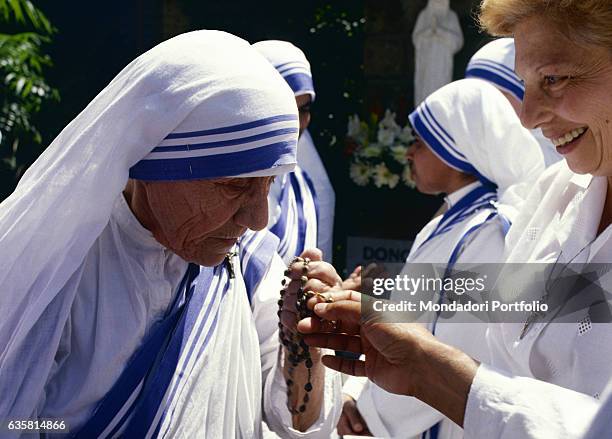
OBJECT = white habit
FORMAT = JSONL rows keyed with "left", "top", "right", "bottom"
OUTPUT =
{"left": 0, "top": 31, "right": 340, "bottom": 438}
{"left": 297, "top": 129, "right": 335, "bottom": 262}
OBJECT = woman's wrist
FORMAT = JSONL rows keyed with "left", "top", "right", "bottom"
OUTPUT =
{"left": 410, "top": 337, "right": 478, "bottom": 426}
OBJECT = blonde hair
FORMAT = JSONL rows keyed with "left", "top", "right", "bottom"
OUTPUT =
{"left": 479, "top": 0, "right": 612, "bottom": 49}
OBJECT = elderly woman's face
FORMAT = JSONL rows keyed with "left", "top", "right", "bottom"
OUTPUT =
{"left": 514, "top": 16, "right": 612, "bottom": 176}
{"left": 142, "top": 176, "right": 273, "bottom": 266}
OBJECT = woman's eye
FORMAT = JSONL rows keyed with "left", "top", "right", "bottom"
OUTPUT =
{"left": 544, "top": 75, "right": 569, "bottom": 87}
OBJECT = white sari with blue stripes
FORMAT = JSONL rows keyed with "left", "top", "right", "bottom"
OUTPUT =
{"left": 66, "top": 226, "right": 339, "bottom": 438}
{"left": 268, "top": 166, "right": 319, "bottom": 264}
{"left": 58, "top": 230, "right": 277, "bottom": 438}
{"left": 350, "top": 181, "right": 511, "bottom": 439}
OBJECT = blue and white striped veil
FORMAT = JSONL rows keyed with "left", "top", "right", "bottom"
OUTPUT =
{"left": 252, "top": 40, "right": 315, "bottom": 101}
{"left": 408, "top": 78, "right": 545, "bottom": 217}
{"left": 253, "top": 40, "right": 319, "bottom": 263}
{"left": 465, "top": 38, "right": 524, "bottom": 102}
{"left": 0, "top": 30, "right": 299, "bottom": 426}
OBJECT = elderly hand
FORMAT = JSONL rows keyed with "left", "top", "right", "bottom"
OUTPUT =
{"left": 276, "top": 249, "right": 342, "bottom": 431}
{"left": 297, "top": 291, "right": 479, "bottom": 427}
{"left": 279, "top": 248, "right": 342, "bottom": 335}
{"left": 297, "top": 291, "right": 432, "bottom": 396}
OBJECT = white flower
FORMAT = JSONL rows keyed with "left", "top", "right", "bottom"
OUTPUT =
{"left": 350, "top": 162, "right": 371, "bottom": 186}
{"left": 377, "top": 127, "right": 395, "bottom": 146}
{"left": 358, "top": 142, "right": 383, "bottom": 158}
{"left": 387, "top": 173, "right": 400, "bottom": 189}
{"left": 399, "top": 125, "right": 416, "bottom": 145}
{"left": 373, "top": 163, "right": 400, "bottom": 189}
{"left": 379, "top": 109, "right": 401, "bottom": 135}
{"left": 390, "top": 145, "right": 409, "bottom": 165}
{"left": 402, "top": 165, "right": 417, "bottom": 188}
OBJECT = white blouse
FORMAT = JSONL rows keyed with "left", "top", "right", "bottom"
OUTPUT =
{"left": 465, "top": 161, "right": 612, "bottom": 438}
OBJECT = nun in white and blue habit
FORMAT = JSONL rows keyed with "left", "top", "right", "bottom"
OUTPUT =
{"left": 0, "top": 31, "right": 340, "bottom": 438}
{"left": 465, "top": 37, "right": 562, "bottom": 166}
{"left": 343, "top": 79, "right": 546, "bottom": 439}
{"left": 253, "top": 40, "right": 336, "bottom": 264}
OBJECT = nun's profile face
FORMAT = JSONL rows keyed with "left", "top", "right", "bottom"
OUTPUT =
{"left": 515, "top": 16, "right": 612, "bottom": 176}
{"left": 407, "top": 137, "right": 462, "bottom": 195}
{"left": 125, "top": 177, "right": 273, "bottom": 266}
{"left": 296, "top": 94, "right": 312, "bottom": 135}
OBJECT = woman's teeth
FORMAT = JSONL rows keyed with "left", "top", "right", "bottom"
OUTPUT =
{"left": 552, "top": 127, "right": 586, "bottom": 146}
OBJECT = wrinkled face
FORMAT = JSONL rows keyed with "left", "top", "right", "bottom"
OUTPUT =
{"left": 296, "top": 94, "right": 312, "bottom": 135}
{"left": 514, "top": 16, "right": 612, "bottom": 175}
{"left": 142, "top": 177, "right": 273, "bottom": 266}
{"left": 406, "top": 137, "right": 459, "bottom": 194}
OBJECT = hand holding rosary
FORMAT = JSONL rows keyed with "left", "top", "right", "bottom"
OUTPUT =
{"left": 277, "top": 255, "right": 339, "bottom": 415}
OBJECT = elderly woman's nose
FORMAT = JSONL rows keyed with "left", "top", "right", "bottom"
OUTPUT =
{"left": 519, "top": 85, "right": 550, "bottom": 130}
{"left": 235, "top": 182, "right": 270, "bottom": 231}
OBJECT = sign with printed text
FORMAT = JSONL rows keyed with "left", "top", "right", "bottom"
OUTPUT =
{"left": 345, "top": 236, "right": 413, "bottom": 273}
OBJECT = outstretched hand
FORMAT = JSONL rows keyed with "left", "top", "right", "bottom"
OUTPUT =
{"left": 297, "top": 291, "right": 434, "bottom": 397}
{"left": 297, "top": 291, "right": 479, "bottom": 427}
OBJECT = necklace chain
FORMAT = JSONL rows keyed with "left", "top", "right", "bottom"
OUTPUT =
{"left": 519, "top": 236, "right": 598, "bottom": 339}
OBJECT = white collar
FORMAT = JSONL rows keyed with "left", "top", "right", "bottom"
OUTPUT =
{"left": 569, "top": 172, "right": 594, "bottom": 189}
{"left": 444, "top": 181, "right": 482, "bottom": 208}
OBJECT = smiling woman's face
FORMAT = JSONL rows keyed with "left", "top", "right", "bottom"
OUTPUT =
{"left": 514, "top": 15, "right": 612, "bottom": 176}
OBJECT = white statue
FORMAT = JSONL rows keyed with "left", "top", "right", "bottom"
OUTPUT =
{"left": 412, "top": 0, "right": 463, "bottom": 105}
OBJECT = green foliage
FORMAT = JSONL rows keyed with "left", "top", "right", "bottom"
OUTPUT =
{"left": 0, "top": 0, "right": 54, "bottom": 34}
{"left": 0, "top": 0, "right": 57, "bottom": 198}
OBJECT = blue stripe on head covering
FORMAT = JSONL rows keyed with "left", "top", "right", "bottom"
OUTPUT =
{"left": 421, "top": 104, "right": 465, "bottom": 160}
{"left": 466, "top": 62, "right": 525, "bottom": 101}
{"left": 129, "top": 139, "right": 296, "bottom": 181}
{"left": 252, "top": 40, "right": 316, "bottom": 100}
{"left": 164, "top": 114, "right": 297, "bottom": 139}
{"left": 409, "top": 103, "right": 496, "bottom": 189}
{"left": 151, "top": 127, "right": 298, "bottom": 153}
{"left": 284, "top": 73, "right": 315, "bottom": 99}
{"left": 129, "top": 114, "right": 298, "bottom": 180}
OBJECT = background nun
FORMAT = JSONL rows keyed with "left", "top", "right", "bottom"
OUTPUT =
{"left": 253, "top": 40, "right": 336, "bottom": 264}
{"left": 465, "top": 37, "right": 562, "bottom": 166}
{"left": 340, "top": 78, "right": 545, "bottom": 438}
{"left": 0, "top": 30, "right": 341, "bottom": 438}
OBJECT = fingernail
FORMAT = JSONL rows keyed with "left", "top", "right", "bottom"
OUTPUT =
{"left": 314, "top": 303, "right": 327, "bottom": 313}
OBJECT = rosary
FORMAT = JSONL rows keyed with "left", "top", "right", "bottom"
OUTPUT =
{"left": 278, "top": 256, "right": 333, "bottom": 415}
